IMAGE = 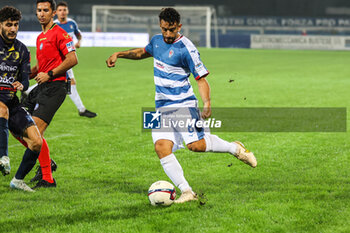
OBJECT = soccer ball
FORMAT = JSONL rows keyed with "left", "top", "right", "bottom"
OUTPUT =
{"left": 148, "top": 180, "right": 176, "bottom": 206}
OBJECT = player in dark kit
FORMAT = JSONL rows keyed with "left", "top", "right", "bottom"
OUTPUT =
{"left": 21, "top": 0, "right": 78, "bottom": 188}
{"left": 0, "top": 6, "right": 43, "bottom": 192}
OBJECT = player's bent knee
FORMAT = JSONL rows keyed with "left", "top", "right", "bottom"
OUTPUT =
{"left": 154, "top": 140, "right": 173, "bottom": 158}
{"left": 29, "top": 137, "right": 43, "bottom": 153}
{"left": 187, "top": 141, "right": 205, "bottom": 152}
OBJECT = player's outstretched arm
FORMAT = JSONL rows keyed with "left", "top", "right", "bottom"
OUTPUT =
{"left": 106, "top": 48, "right": 151, "bottom": 68}
{"left": 197, "top": 77, "right": 211, "bottom": 119}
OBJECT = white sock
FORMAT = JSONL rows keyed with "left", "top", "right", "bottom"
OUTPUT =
{"left": 24, "top": 83, "right": 38, "bottom": 95}
{"left": 204, "top": 134, "right": 237, "bottom": 154}
{"left": 69, "top": 85, "right": 85, "bottom": 112}
{"left": 160, "top": 153, "right": 191, "bottom": 192}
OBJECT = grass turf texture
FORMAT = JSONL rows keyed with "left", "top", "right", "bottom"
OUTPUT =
{"left": 0, "top": 47, "right": 349, "bottom": 233}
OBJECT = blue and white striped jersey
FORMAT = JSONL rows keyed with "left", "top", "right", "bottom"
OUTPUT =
{"left": 54, "top": 18, "right": 81, "bottom": 39}
{"left": 145, "top": 34, "right": 209, "bottom": 109}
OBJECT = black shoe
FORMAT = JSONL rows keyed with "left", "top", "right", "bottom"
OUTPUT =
{"left": 30, "top": 159, "right": 57, "bottom": 183}
{"left": 33, "top": 178, "right": 56, "bottom": 189}
{"left": 79, "top": 109, "right": 97, "bottom": 118}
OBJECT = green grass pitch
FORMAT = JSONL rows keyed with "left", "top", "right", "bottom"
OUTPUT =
{"left": 0, "top": 47, "right": 349, "bottom": 233}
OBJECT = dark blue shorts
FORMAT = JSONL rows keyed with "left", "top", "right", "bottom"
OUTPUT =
{"left": 0, "top": 95, "right": 35, "bottom": 138}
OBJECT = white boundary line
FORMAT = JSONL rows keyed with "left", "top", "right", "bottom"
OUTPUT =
{"left": 8, "top": 133, "right": 74, "bottom": 148}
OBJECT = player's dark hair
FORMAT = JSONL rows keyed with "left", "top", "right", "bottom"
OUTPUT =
{"left": 57, "top": 1, "right": 68, "bottom": 8}
{"left": 0, "top": 6, "right": 22, "bottom": 23}
{"left": 36, "top": 0, "right": 57, "bottom": 11}
{"left": 159, "top": 8, "right": 180, "bottom": 25}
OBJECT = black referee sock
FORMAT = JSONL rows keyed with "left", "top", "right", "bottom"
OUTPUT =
{"left": 15, "top": 148, "right": 39, "bottom": 180}
{"left": 0, "top": 118, "right": 9, "bottom": 157}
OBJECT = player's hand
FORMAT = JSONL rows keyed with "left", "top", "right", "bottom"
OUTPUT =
{"left": 75, "top": 41, "right": 81, "bottom": 49}
{"left": 106, "top": 53, "right": 118, "bottom": 68}
{"left": 34, "top": 72, "right": 50, "bottom": 84}
{"left": 12, "top": 81, "right": 24, "bottom": 91}
{"left": 201, "top": 102, "right": 211, "bottom": 119}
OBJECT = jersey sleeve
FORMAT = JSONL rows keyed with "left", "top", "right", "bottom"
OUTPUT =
{"left": 19, "top": 46, "right": 31, "bottom": 91}
{"left": 57, "top": 29, "right": 76, "bottom": 56}
{"left": 183, "top": 47, "right": 209, "bottom": 80}
{"left": 73, "top": 20, "right": 81, "bottom": 37}
{"left": 144, "top": 36, "right": 154, "bottom": 56}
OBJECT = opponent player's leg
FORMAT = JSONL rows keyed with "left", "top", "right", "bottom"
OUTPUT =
{"left": 153, "top": 133, "right": 197, "bottom": 204}
{"left": 67, "top": 69, "right": 97, "bottom": 118}
{"left": 0, "top": 101, "right": 10, "bottom": 176}
{"left": 7, "top": 105, "right": 41, "bottom": 192}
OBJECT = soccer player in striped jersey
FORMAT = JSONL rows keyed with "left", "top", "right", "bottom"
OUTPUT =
{"left": 106, "top": 8, "right": 257, "bottom": 203}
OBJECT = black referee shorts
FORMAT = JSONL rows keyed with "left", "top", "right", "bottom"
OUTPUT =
{"left": 23, "top": 81, "right": 67, "bottom": 125}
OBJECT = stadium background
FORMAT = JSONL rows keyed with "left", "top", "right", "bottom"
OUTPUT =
{"left": 1, "top": 1, "right": 350, "bottom": 232}
{"left": 3, "top": 0, "right": 350, "bottom": 48}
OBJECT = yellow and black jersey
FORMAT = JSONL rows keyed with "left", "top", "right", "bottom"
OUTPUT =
{"left": 0, "top": 35, "right": 30, "bottom": 102}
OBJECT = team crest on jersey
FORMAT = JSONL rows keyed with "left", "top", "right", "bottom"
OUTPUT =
{"left": 70, "top": 25, "right": 73, "bottom": 29}
{"left": 40, "top": 43, "right": 43, "bottom": 50}
{"left": 63, "top": 33, "right": 70, "bottom": 39}
{"left": 169, "top": 49, "right": 174, "bottom": 58}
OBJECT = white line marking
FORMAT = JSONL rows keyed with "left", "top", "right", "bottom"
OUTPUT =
{"left": 8, "top": 133, "right": 74, "bottom": 148}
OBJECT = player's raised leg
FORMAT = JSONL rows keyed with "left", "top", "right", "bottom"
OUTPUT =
{"left": 187, "top": 135, "right": 257, "bottom": 168}
{"left": 184, "top": 107, "right": 257, "bottom": 168}
{"left": 155, "top": 139, "right": 198, "bottom": 204}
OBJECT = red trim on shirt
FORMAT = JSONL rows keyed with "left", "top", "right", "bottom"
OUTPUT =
{"left": 0, "top": 86, "right": 16, "bottom": 92}
{"left": 144, "top": 47, "right": 151, "bottom": 56}
{"left": 173, "top": 35, "right": 183, "bottom": 43}
{"left": 195, "top": 72, "right": 210, "bottom": 80}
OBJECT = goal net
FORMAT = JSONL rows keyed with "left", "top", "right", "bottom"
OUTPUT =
{"left": 92, "top": 5, "right": 218, "bottom": 48}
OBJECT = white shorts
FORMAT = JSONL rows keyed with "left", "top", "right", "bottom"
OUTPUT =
{"left": 66, "top": 69, "right": 74, "bottom": 79}
{"left": 152, "top": 107, "right": 209, "bottom": 152}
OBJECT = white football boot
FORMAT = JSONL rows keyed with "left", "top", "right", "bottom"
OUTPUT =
{"left": 0, "top": 156, "right": 11, "bottom": 176}
{"left": 233, "top": 141, "right": 257, "bottom": 168}
{"left": 175, "top": 190, "right": 198, "bottom": 204}
{"left": 10, "top": 178, "right": 35, "bottom": 192}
